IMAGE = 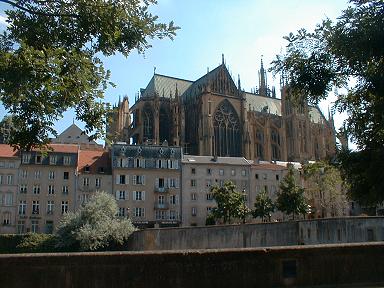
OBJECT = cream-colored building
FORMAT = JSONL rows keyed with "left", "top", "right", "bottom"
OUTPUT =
{"left": 0, "top": 145, "right": 20, "bottom": 234}
{"left": 112, "top": 144, "right": 182, "bottom": 228}
{"left": 16, "top": 144, "right": 79, "bottom": 233}
{"left": 181, "top": 156, "right": 252, "bottom": 226}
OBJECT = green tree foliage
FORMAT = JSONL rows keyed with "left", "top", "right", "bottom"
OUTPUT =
{"left": 303, "top": 161, "right": 348, "bottom": 217}
{"left": 56, "top": 191, "right": 136, "bottom": 251}
{"left": 252, "top": 190, "right": 275, "bottom": 222}
{"left": 210, "top": 181, "right": 249, "bottom": 224}
{"left": 0, "top": 0, "right": 178, "bottom": 150}
{"left": 271, "top": 0, "right": 384, "bottom": 205}
{"left": 276, "top": 165, "right": 308, "bottom": 220}
{"left": 0, "top": 115, "right": 14, "bottom": 144}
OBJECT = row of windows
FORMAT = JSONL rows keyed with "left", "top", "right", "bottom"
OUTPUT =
{"left": 19, "top": 170, "right": 70, "bottom": 180}
{"left": 115, "top": 191, "right": 179, "bottom": 205}
{"left": 0, "top": 174, "right": 14, "bottom": 185}
{"left": 19, "top": 185, "right": 70, "bottom": 195}
{"left": 115, "top": 175, "right": 180, "bottom": 189}
{"left": 190, "top": 179, "right": 248, "bottom": 189}
{"left": 18, "top": 200, "right": 69, "bottom": 215}
{"left": 0, "top": 161, "right": 16, "bottom": 169}
{"left": 16, "top": 220, "right": 54, "bottom": 234}
{"left": 191, "top": 168, "right": 247, "bottom": 177}
{"left": 116, "top": 158, "right": 179, "bottom": 170}
{"left": 191, "top": 206, "right": 213, "bottom": 217}
{"left": 22, "top": 154, "right": 72, "bottom": 165}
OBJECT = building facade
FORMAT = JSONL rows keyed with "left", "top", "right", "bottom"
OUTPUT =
{"left": 111, "top": 144, "right": 182, "bottom": 228}
{"left": 108, "top": 58, "right": 336, "bottom": 162}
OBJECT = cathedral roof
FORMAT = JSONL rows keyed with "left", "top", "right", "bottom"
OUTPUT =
{"left": 182, "top": 155, "right": 251, "bottom": 166}
{"left": 245, "top": 92, "right": 282, "bottom": 116}
{"left": 140, "top": 74, "right": 192, "bottom": 99}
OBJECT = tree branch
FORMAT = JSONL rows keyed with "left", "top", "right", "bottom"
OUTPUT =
{"left": 0, "top": 0, "right": 78, "bottom": 18}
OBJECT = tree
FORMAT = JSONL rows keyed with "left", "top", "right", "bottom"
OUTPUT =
{"left": 0, "top": 115, "right": 14, "bottom": 144}
{"left": 276, "top": 165, "right": 308, "bottom": 220}
{"left": 271, "top": 0, "right": 384, "bottom": 206}
{"left": 55, "top": 191, "right": 136, "bottom": 251}
{"left": 303, "top": 161, "right": 349, "bottom": 217}
{"left": 252, "top": 190, "right": 275, "bottom": 222}
{"left": 210, "top": 181, "right": 249, "bottom": 224}
{"left": 0, "top": 0, "right": 178, "bottom": 150}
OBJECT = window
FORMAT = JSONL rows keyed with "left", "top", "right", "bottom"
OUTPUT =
{"left": 33, "top": 185, "right": 40, "bottom": 194}
{"left": 31, "top": 220, "right": 39, "bottom": 233}
{"left": 63, "top": 156, "right": 71, "bottom": 165}
{"left": 191, "top": 179, "right": 196, "bottom": 187}
{"left": 63, "top": 172, "right": 69, "bottom": 180}
{"left": 22, "top": 153, "right": 31, "bottom": 163}
{"left": 117, "top": 190, "right": 126, "bottom": 200}
{"left": 47, "top": 200, "right": 54, "bottom": 214}
{"left": 191, "top": 193, "right": 197, "bottom": 201}
{"left": 169, "top": 178, "right": 178, "bottom": 188}
{"left": 45, "top": 221, "right": 54, "bottom": 234}
{"left": 32, "top": 200, "right": 40, "bottom": 214}
{"left": 207, "top": 168, "right": 212, "bottom": 175}
{"left": 118, "top": 174, "right": 126, "bottom": 185}
{"left": 19, "top": 184, "right": 27, "bottom": 194}
{"left": 17, "top": 220, "right": 25, "bottom": 234}
{"left": 7, "top": 175, "right": 13, "bottom": 184}
{"left": 219, "top": 180, "right": 224, "bottom": 187}
{"left": 35, "top": 155, "right": 42, "bottom": 164}
{"left": 0, "top": 175, "right": 2, "bottom": 184}
{"left": 48, "top": 185, "right": 55, "bottom": 195}
{"left": 20, "top": 170, "right": 28, "bottom": 178}
{"left": 62, "top": 186, "right": 69, "bottom": 195}
{"left": 263, "top": 174, "right": 267, "bottom": 180}
{"left": 95, "top": 178, "right": 101, "bottom": 187}
{"left": 134, "top": 191, "right": 145, "bottom": 201}
{"left": 34, "top": 170, "right": 41, "bottom": 179}
{"left": 208, "top": 100, "right": 212, "bottom": 116}
{"left": 241, "top": 169, "right": 247, "bottom": 176}
{"left": 169, "top": 210, "right": 177, "bottom": 220}
{"left": 61, "top": 201, "right": 68, "bottom": 214}
{"left": 155, "top": 210, "right": 167, "bottom": 220}
{"left": 118, "top": 207, "right": 125, "bottom": 217}
{"left": 206, "top": 180, "right": 212, "bottom": 187}
{"left": 49, "top": 155, "right": 57, "bottom": 165}
{"left": 169, "top": 195, "right": 177, "bottom": 205}
{"left": 82, "top": 177, "right": 89, "bottom": 187}
{"left": 158, "top": 178, "right": 165, "bottom": 188}
{"left": 48, "top": 171, "right": 55, "bottom": 180}
{"left": 191, "top": 168, "right": 196, "bottom": 174}
{"left": 134, "top": 207, "right": 145, "bottom": 217}
{"left": 231, "top": 169, "right": 236, "bottom": 176}
{"left": 206, "top": 207, "right": 213, "bottom": 214}
{"left": 255, "top": 173, "right": 259, "bottom": 179}
{"left": 133, "top": 175, "right": 145, "bottom": 185}
{"left": 276, "top": 174, "right": 280, "bottom": 181}
{"left": 18, "top": 201, "right": 26, "bottom": 215}
{"left": 192, "top": 207, "right": 197, "bottom": 216}
{"left": 4, "top": 193, "right": 12, "bottom": 206}
{"left": 84, "top": 165, "right": 90, "bottom": 173}
{"left": 206, "top": 193, "right": 213, "bottom": 201}
{"left": 219, "top": 169, "right": 224, "bottom": 176}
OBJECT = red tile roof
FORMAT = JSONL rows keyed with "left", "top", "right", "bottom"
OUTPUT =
{"left": 251, "top": 163, "right": 287, "bottom": 171}
{"left": 0, "top": 144, "right": 19, "bottom": 158}
{"left": 78, "top": 149, "right": 110, "bottom": 174}
{"left": 32, "top": 144, "right": 80, "bottom": 154}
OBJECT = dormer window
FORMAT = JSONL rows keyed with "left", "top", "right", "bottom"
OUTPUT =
{"left": 98, "top": 167, "right": 105, "bottom": 174}
{"left": 84, "top": 165, "right": 90, "bottom": 173}
{"left": 35, "top": 155, "right": 42, "bottom": 164}
{"left": 49, "top": 155, "right": 57, "bottom": 165}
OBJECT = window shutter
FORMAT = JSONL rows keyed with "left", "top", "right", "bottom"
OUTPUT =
{"left": 132, "top": 191, "right": 135, "bottom": 200}
{"left": 115, "top": 191, "right": 119, "bottom": 200}
{"left": 142, "top": 175, "right": 145, "bottom": 185}
{"left": 175, "top": 178, "right": 179, "bottom": 188}
{"left": 116, "top": 175, "right": 120, "bottom": 184}
{"left": 176, "top": 195, "right": 179, "bottom": 204}
{"left": 155, "top": 178, "right": 159, "bottom": 188}
{"left": 142, "top": 191, "right": 145, "bottom": 201}
{"left": 125, "top": 175, "right": 129, "bottom": 184}
{"left": 132, "top": 175, "right": 136, "bottom": 185}
{"left": 174, "top": 160, "right": 179, "bottom": 169}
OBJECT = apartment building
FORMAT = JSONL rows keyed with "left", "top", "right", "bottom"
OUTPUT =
{"left": 181, "top": 156, "right": 252, "bottom": 226}
{"left": 16, "top": 144, "right": 79, "bottom": 233}
{"left": 112, "top": 144, "right": 182, "bottom": 228}
{"left": 0, "top": 145, "right": 19, "bottom": 234}
{"left": 77, "top": 149, "right": 112, "bottom": 208}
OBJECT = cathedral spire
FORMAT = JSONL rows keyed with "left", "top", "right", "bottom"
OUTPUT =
{"left": 258, "top": 56, "right": 267, "bottom": 96}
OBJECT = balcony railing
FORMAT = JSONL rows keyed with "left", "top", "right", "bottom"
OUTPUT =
{"left": 154, "top": 202, "right": 169, "bottom": 209}
{"left": 154, "top": 187, "right": 169, "bottom": 193}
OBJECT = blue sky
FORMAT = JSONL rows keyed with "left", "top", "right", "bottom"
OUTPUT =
{"left": 0, "top": 0, "right": 349, "bottom": 141}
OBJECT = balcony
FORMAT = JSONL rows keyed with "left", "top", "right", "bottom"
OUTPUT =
{"left": 154, "top": 202, "right": 169, "bottom": 209}
{"left": 154, "top": 187, "right": 169, "bottom": 193}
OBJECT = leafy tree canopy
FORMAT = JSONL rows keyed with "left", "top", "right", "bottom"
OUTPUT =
{"left": 210, "top": 181, "right": 249, "bottom": 224}
{"left": 276, "top": 165, "right": 308, "bottom": 219}
{"left": 0, "top": 0, "right": 178, "bottom": 150}
{"left": 252, "top": 189, "right": 275, "bottom": 221}
{"left": 271, "top": 0, "right": 384, "bottom": 205}
{"left": 55, "top": 191, "right": 136, "bottom": 251}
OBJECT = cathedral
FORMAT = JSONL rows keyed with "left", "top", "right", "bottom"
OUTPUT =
{"left": 107, "top": 57, "right": 336, "bottom": 162}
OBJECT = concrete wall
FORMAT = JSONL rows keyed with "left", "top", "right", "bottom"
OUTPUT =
{"left": 1, "top": 243, "right": 384, "bottom": 288}
{"left": 127, "top": 217, "right": 384, "bottom": 251}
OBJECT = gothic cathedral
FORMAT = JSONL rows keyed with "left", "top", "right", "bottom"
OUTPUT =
{"left": 107, "top": 57, "right": 336, "bottom": 162}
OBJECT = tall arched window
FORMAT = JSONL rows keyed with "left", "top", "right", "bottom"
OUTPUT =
{"left": 159, "top": 104, "right": 171, "bottom": 143}
{"left": 213, "top": 100, "right": 241, "bottom": 156}
{"left": 142, "top": 104, "right": 153, "bottom": 141}
{"left": 255, "top": 129, "right": 264, "bottom": 159}
{"left": 271, "top": 128, "right": 281, "bottom": 160}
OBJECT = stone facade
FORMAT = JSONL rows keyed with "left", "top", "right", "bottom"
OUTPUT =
{"left": 109, "top": 58, "right": 336, "bottom": 162}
